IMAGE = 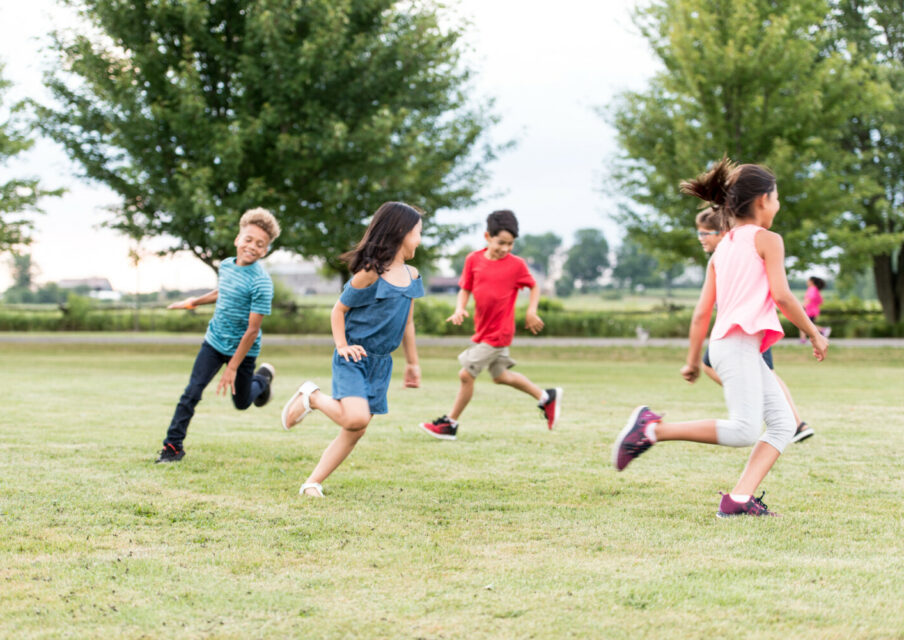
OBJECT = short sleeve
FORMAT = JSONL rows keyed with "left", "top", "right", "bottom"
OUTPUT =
{"left": 459, "top": 253, "right": 475, "bottom": 291}
{"left": 340, "top": 280, "right": 377, "bottom": 308}
{"left": 250, "top": 275, "right": 273, "bottom": 316}
{"left": 516, "top": 259, "right": 535, "bottom": 289}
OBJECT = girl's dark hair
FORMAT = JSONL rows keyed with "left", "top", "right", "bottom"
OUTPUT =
{"left": 809, "top": 276, "right": 826, "bottom": 290}
{"left": 340, "top": 202, "right": 422, "bottom": 274}
{"left": 680, "top": 157, "right": 776, "bottom": 231}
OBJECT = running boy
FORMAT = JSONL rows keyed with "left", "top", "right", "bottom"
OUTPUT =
{"left": 155, "top": 207, "right": 280, "bottom": 463}
{"left": 420, "top": 210, "right": 561, "bottom": 440}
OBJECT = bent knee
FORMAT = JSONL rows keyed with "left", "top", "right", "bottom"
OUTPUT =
{"left": 458, "top": 369, "right": 475, "bottom": 385}
{"left": 718, "top": 419, "right": 760, "bottom": 447}
{"left": 343, "top": 416, "right": 371, "bottom": 432}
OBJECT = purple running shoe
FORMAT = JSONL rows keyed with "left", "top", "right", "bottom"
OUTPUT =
{"left": 613, "top": 405, "right": 662, "bottom": 471}
{"left": 717, "top": 491, "right": 779, "bottom": 518}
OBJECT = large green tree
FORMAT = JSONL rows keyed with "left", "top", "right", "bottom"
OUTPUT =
{"left": 37, "top": 0, "right": 498, "bottom": 275}
{"left": 513, "top": 231, "right": 561, "bottom": 275}
{"left": 828, "top": 1, "right": 904, "bottom": 323}
{"left": 0, "top": 65, "right": 61, "bottom": 253}
{"left": 607, "top": 1, "right": 876, "bottom": 277}
{"left": 559, "top": 228, "right": 609, "bottom": 294}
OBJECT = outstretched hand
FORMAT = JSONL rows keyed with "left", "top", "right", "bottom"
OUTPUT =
{"left": 217, "top": 367, "right": 236, "bottom": 396}
{"left": 810, "top": 333, "right": 829, "bottom": 362}
{"left": 446, "top": 308, "right": 469, "bottom": 325}
{"left": 525, "top": 311, "right": 544, "bottom": 335}
{"left": 404, "top": 364, "right": 421, "bottom": 388}
{"left": 680, "top": 363, "right": 699, "bottom": 383}
{"left": 168, "top": 298, "right": 196, "bottom": 310}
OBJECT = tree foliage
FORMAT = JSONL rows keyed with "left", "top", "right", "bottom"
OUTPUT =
{"left": 607, "top": 1, "right": 875, "bottom": 270}
{"left": 513, "top": 232, "right": 561, "bottom": 275}
{"left": 0, "top": 65, "right": 61, "bottom": 253}
{"left": 37, "top": 0, "right": 499, "bottom": 274}
{"left": 828, "top": 0, "right": 904, "bottom": 322}
{"left": 558, "top": 228, "right": 609, "bottom": 295}
{"left": 611, "top": 239, "right": 660, "bottom": 290}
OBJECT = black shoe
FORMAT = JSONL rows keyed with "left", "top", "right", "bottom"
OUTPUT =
{"left": 253, "top": 363, "right": 275, "bottom": 407}
{"left": 419, "top": 415, "right": 458, "bottom": 440}
{"left": 155, "top": 442, "right": 185, "bottom": 463}
{"left": 791, "top": 421, "right": 814, "bottom": 443}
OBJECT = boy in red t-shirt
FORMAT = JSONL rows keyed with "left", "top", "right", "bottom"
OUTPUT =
{"left": 419, "top": 210, "right": 562, "bottom": 440}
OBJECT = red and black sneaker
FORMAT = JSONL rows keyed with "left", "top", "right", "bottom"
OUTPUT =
{"left": 155, "top": 442, "right": 185, "bottom": 464}
{"left": 419, "top": 415, "right": 458, "bottom": 440}
{"left": 612, "top": 405, "right": 661, "bottom": 471}
{"left": 717, "top": 491, "right": 779, "bottom": 518}
{"left": 539, "top": 387, "right": 563, "bottom": 430}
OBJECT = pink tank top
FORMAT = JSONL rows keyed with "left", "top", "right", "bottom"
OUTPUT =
{"left": 710, "top": 224, "right": 784, "bottom": 351}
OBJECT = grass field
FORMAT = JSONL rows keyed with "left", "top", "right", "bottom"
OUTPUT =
{"left": 2, "top": 341, "right": 903, "bottom": 639}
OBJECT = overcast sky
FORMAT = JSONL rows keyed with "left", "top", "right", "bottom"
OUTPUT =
{"left": 0, "top": 0, "right": 658, "bottom": 292}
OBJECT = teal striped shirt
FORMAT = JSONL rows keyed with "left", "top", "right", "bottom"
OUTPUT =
{"left": 204, "top": 257, "right": 273, "bottom": 357}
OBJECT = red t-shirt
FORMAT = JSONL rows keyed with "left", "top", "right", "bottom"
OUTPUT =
{"left": 459, "top": 250, "right": 535, "bottom": 347}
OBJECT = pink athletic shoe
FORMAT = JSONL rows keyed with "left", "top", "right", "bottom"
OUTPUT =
{"left": 613, "top": 405, "right": 661, "bottom": 471}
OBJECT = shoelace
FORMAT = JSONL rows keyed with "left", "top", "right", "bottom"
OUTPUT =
{"left": 624, "top": 439, "right": 652, "bottom": 456}
{"left": 747, "top": 491, "right": 771, "bottom": 515}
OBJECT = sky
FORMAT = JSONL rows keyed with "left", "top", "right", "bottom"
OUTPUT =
{"left": 0, "top": 0, "right": 658, "bottom": 292}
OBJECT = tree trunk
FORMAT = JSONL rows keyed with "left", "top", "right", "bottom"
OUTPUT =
{"left": 873, "top": 246, "right": 904, "bottom": 324}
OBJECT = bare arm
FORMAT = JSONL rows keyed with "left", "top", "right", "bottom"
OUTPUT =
{"left": 524, "top": 283, "right": 544, "bottom": 335}
{"left": 756, "top": 230, "right": 828, "bottom": 361}
{"left": 681, "top": 261, "right": 717, "bottom": 383}
{"left": 332, "top": 270, "right": 378, "bottom": 362}
{"left": 401, "top": 301, "right": 420, "bottom": 387}
{"left": 447, "top": 288, "right": 471, "bottom": 324}
{"left": 168, "top": 289, "right": 218, "bottom": 310}
{"left": 216, "top": 312, "right": 264, "bottom": 396}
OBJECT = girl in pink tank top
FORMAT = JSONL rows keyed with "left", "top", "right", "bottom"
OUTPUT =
{"left": 613, "top": 158, "right": 829, "bottom": 518}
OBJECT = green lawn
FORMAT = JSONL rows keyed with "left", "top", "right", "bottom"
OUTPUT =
{"left": 2, "top": 341, "right": 902, "bottom": 639}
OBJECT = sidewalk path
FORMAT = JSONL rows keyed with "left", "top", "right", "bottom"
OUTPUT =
{"left": 1, "top": 333, "right": 902, "bottom": 348}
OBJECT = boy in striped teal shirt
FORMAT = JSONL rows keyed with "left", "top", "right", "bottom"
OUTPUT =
{"left": 156, "top": 208, "right": 281, "bottom": 463}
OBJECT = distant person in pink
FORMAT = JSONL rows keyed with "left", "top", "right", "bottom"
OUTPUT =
{"left": 613, "top": 158, "right": 829, "bottom": 518}
{"left": 800, "top": 276, "right": 830, "bottom": 342}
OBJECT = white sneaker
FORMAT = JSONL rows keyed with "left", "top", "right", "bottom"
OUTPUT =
{"left": 281, "top": 381, "right": 319, "bottom": 430}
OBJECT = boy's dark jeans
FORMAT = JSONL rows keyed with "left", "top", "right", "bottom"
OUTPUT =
{"left": 164, "top": 341, "right": 267, "bottom": 449}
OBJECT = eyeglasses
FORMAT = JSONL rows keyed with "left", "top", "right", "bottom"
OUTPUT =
{"left": 696, "top": 230, "right": 720, "bottom": 237}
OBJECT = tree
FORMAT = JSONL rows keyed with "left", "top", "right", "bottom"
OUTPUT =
{"left": 37, "top": 0, "right": 499, "bottom": 275}
{"left": 560, "top": 228, "right": 609, "bottom": 292}
{"left": 827, "top": 1, "right": 904, "bottom": 323}
{"left": 448, "top": 245, "right": 473, "bottom": 276}
{"left": 514, "top": 232, "right": 561, "bottom": 275}
{"left": 0, "top": 64, "right": 61, "bottom": 253}
{"left": 611, "top": 239, "right": 660, "bottom": 290}
{"left": 607, "top": 1, "right": 876, "bottom": 274}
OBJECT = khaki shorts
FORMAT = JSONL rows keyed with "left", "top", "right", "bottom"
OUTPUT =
{"left": 458, "top": 342, "right": 516, "bottom": 379}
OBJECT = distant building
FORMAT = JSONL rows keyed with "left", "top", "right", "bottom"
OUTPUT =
{"left": 426, "top": 275, "right": 459, "bottom": 294}
{"left": 58, "top": 277, "right": 122, "bottom": 301}
{"left": 267, "top": 258, "right": 342, "bottom": 295}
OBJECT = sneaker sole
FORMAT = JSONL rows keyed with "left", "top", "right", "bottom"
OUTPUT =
{"left": 418, "top": 423, "right": 456, "bottom": 441}
{"left": 548, "top": 387, "right": 563, "bottom": 430}
{"left": 612, "top": 405, "right": 647, "bottom": 471}
{"left": 791, "top": 428, "right": 815, "bottom": 443}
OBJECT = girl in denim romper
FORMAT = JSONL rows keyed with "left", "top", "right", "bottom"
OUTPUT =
{"left": 281, "top": 202, "right": 424, "bottom": 497}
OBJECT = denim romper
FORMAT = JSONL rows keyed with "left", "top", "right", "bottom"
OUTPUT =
{"left": 331, "top": 269, "right": 424, "bottom": 414}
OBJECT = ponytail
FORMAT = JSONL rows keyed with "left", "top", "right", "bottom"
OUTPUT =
{"left": 681, "top": 156, "right": 776, "bottom": 231}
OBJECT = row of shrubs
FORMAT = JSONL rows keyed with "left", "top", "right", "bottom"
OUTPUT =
{"left": 0, "top": 295, "right": 902, "bottom": 338}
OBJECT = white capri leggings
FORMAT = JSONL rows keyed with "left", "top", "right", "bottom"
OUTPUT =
{"left": 709, "top": 332, "right": 795, "bottom": 453}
